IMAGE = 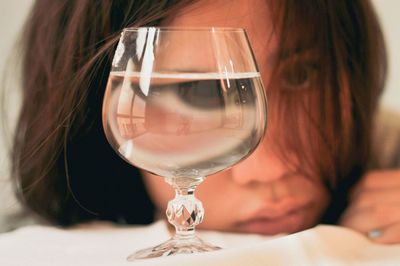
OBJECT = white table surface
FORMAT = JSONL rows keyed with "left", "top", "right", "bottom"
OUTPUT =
{"left": 0, "top": 220, "right": 399, "bottom": 266}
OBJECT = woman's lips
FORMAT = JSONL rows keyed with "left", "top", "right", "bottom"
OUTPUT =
{"left": 236, "top": 212, "right": 302, "bottom": 235}
{"left": 236, "top": 202, "right": 310, "bottom": 235}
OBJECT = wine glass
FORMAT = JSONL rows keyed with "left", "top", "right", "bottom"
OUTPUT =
{"left": 102, "top": 27, "right": 268, "bottom": 260}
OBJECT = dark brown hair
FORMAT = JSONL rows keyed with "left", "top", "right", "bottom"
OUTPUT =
{"left": 11, "top": 0, "right": 386, "bottom": 226}
{"left": 12, "top": 0, "right": 193, "bottom": 225}
{"left": 268, "top": 0, "right": 386, "bottom": 221}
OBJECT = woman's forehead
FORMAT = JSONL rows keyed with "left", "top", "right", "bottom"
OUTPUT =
{"left": 163, "top": 0, "right": 278, "bottom": 62}
{"left": 164, "top": 0, "right": 273, "bottom": 30}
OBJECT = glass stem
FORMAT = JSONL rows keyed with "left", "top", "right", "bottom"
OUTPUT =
{"left": 165, "top": 176, "right": 205, "bottom": 241}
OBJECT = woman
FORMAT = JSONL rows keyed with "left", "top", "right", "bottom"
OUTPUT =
{"left": 12, "top": 0, "right": 400, "bottom": 244}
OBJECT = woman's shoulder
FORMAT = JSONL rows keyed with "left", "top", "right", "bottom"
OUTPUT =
{"left": 370, "top": 106, "right": 400, "bottom": 169}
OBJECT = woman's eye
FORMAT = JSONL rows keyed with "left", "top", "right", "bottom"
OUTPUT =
{"left": 279, "top": 62, "right": 317, "bottom": 90}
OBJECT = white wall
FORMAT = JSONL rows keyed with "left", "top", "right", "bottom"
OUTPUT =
{"left": 0, "top": 1, "right": 32, "bottom": 152}
{"left": 0, "top": 1, "right": 32, "bottom": 176}
{"left": 0, "top": 0, "right": 32, "bottom": 69}
{"left": 373, "top": 0, "right": 400, "bottom": 111}
{"left": 0, "top": 0, "right": 33, "bottom": 231}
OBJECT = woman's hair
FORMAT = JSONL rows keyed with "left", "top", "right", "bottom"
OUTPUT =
{"left": 12, "top": 0, "right": 193, "bottom": 225}
{"left": 11, "top": 0, "right": 386, "bottom": 226}
{"left": 268, "top": 0, "right": 386, "bottom": 221}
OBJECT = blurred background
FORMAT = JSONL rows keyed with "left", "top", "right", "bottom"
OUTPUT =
{"left": 0, "top": 1, "right": 399, "bottom": 230}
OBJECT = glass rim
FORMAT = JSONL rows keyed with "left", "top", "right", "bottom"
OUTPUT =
{"left": 122, "top": 26, "right": 246, "bottom": 33}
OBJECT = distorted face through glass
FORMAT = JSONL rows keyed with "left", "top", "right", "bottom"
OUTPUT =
{"left": 141, "top": 0, "right": 331, "bottom": 235}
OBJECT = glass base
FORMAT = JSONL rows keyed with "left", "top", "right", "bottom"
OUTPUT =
{"left": 127, "top": 236, "right": 221, "bottom": 261}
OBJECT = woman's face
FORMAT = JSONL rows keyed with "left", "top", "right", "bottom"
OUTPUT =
{"left": 142, "top": 0, "right": 330, "bottom": 235}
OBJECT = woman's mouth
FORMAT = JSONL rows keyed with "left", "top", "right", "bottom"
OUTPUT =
{"left": 235, "top": 202, "right": 310, "bottom": 235}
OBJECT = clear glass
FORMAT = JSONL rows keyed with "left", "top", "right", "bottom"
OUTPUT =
{"left": 102, "top": 27, "right": 268, "bottom": 260}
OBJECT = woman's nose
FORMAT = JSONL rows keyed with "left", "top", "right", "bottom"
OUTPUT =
{"left": 230, "top": 141, "right": 288, "bottom": 185}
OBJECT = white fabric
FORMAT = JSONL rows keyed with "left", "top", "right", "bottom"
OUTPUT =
{"left": 0, "top": 221, "right": 399, "bottom": 266}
